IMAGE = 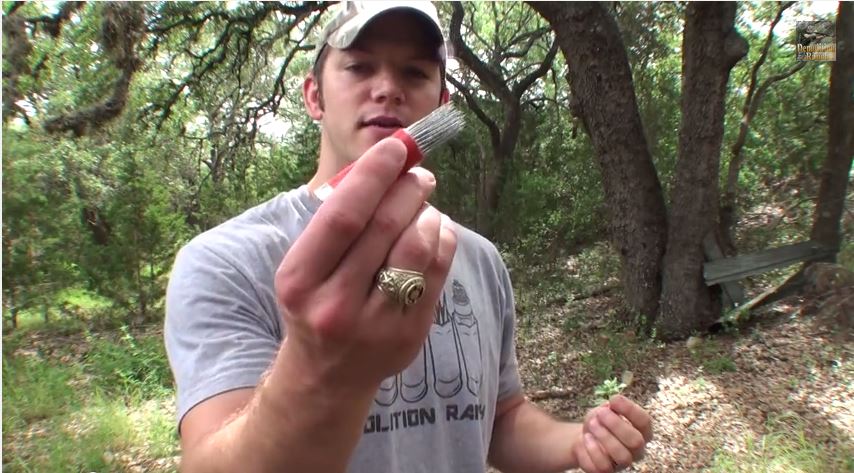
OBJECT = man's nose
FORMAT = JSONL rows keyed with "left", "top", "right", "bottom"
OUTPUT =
{"left": 370, "top": 69, "right": 404, "bottom": 104}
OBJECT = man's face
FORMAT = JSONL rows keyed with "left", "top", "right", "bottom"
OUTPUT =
{"left": 304, "top": 11, "right": 448, "bottom": 168}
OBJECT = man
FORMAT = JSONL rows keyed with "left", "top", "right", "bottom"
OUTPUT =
{"left": 164, "top": 2, "right": 653, "bottom": 472}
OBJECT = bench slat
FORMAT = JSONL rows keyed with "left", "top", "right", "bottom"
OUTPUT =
{"left": 702, "top": 234, "right": 746, "bottom": 307}
{"left": 703, "top": 241, "right": 835, "bottom": 286}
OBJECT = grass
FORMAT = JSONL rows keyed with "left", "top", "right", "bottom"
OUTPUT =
{"left": 709, "top": 412, "right": 854, "bottom": 473}
{"left": 580, "top": 329, "right": 652, "bottom": 381}
{"left": 2, "top": 356, "right": 80, "bottom": 430}
{"left": 84, "top": 325, "right": 174, "bottom": 399}
{"left": 703, "top": 355, "right": 738, "bottom": 374}
{"left": 2, "top": 324, "right": 178, "bottom": 473}
{"left": 6, "top": 399, "right": 134, "bottom": 472}
{"left": 6, "top": 287, "right": 114, "bottom": 332}
{"left": 687, "top": 337, "right": 739, "bottom": 375}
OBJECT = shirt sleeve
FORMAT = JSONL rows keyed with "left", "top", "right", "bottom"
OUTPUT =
{"left": 163, "top": 238, "right": 281, "bottom": 432}
{"left": 495, "top": 256, "right": 523, "bottom": 402}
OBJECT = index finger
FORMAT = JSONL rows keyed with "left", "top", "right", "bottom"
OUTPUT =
{"left": 608, "top": 395, "right": 653, "bottom": 442}
{"left": 283, "top": 138, "right": 408, "bottom": 286}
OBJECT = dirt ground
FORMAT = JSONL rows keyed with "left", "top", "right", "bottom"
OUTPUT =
{"left": 6, "top": 291, "right": 851, "bottom": 473}
{"left": 513, "top": 293, "right": 853, "bottom": 472}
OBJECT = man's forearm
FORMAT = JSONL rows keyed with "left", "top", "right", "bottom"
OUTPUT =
{"left": 489, "top": 400, "right": 582, "bottom": 473}
{"left": 181, "top": 341, "right": 379, "bottom": 473}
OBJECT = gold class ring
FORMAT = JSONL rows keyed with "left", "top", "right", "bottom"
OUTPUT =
{"left": 376, "top": 266, "right": 426, "bottom": 307}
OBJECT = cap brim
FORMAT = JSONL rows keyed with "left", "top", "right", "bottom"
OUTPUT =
{"left": 327, "top": 6, "right": 444, "bottom": 51}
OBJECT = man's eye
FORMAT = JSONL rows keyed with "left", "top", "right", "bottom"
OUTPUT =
{"left": 406, "top": 67, "right": 429, "bottom": 79}
{"left": 346, "top": 63, "right": 369, "bottom": 73}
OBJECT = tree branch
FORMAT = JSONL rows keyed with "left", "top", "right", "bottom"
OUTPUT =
{"left": 245, "top": 11, "right": 322, "bottom": 122}
{"left": 490, "top": 2, "right": 501, "bottom": 67}
{"left": 743, "top": 3, "right": 794, "bottom": 110}
{"left": 502, "top": 27, "right": 550, "bottom": 62}
{"left": 142, "top": 2, "right": 326, "bottom": 130}
{"left": 721, "top": 1, "right": 799, "bottom": 237}
{"left": 5, "top": 1, "right": 24, "bottom": 15}
{"left": 25, "top": 1, "right": 86, "bottom": 37}
{"left": 449, "top": 2, "right": 513, "bottom": 103}
{"left": 753, "top": 61, "right": 807, "bottom": 103}
{"left": 512, "top": 41, "right": 559, "bottom": 99}
{"left": 446, "top": 74, "right": 501, "bottom": 148}
{"left": 146, "top": 9, "right": 230, "bottom": 55}
{"left": 43, "top": 2, "right": 145, "bottom": 136}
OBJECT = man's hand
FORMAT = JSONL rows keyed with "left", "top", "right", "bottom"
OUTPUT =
{"left": 573, "top": 395, "right": 653, "bottom": 473}
{"left": 275, "top": 137, "right": 458, "bottom": 394}
{"left": 178, "top": 138, "right": 457, "bottom": 473}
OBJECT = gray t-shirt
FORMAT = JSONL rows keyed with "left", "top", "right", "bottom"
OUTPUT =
{"left": 164, "top": 185, "right": 522, "bottom": 473}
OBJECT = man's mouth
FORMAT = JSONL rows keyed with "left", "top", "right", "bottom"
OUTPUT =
{"left": 361, "top": 116, "right": 405, "bottom": 129}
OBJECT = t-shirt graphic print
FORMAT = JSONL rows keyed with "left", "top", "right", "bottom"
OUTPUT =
{"left": 364, "top": 279, "right": 486, "bottom": 435}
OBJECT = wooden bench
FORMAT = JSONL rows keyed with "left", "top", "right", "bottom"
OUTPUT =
{"left": 703, "top": 236, "right": 836, "bottom": 309}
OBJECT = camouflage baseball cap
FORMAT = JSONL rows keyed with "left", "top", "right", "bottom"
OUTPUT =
{"left": 314, "top": 1, "right": 447, "bottom": 65}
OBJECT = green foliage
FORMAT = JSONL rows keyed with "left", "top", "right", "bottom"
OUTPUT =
{"left": 56, "top": 287, "right": 113, "bottom": 316}
{"left": 509, "top": 242, "right": 622, "bottom": 333}
{"left": 96, "top": 144, "right": 188, "bottom": 319}
{"left": 2, "top": 129, "right": 82, "bottom": 328}
{"left": 3, "top": 1, "right": 849, "bottom": 470}
{"left": 593, "top": 377, "right": 627, "bottom": 404}
{"left": 84, "top": 327, "right": 173, "bottom": 399}
{"left": 703, "top": 355, "right": 738, "bottom": 374}
{"left": 3, "top": 329, "right": 177, "bottom": 472}
{"left": 2, "top": 356, "right": 79, "bottom": 430}
{"left": 3, "top": 0, "right": 330, "bottom": 328}
{"left": 723, "top": 2, "right": 832, "bottom": 256}
{"left": 689, "top": 338, "right": 739, "bottom": 374}
{"left": 4, "top": 0, "right": 845, "bottom": 337}
{"left": 709, "top": 412, "right": 854, "bottom": 473}
{"left": 580, "top": 331, "right": 645, "bottom": 381}
{"left": 617, "top": 2, "right": 684, "bottom": 195}
{"left": 503, "top": 109, "right": 605, "bottom": 258}
{"left": 136, "top": 400, "right": 178, "bottom": 459}
{"left": 3, "top": 395, "right": 163, "bottom": 473}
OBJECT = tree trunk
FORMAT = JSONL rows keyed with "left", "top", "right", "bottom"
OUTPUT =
{"left": 810, "top": 2, "right": 854, "bottom": 254}
{"left": 42, "top": 299, "right": 50, "bottom": 324}
{"left": 475, "top": 130, "right": 499, "bottom": 235}
{"left": 6, "top": 290, "right": 19, "bottom": 331}
{"left": 529, "top": 2, "right": 668, "bottom": 322}
{"left": 61, "top": 154, "right": 112, "bottom": 245}
{"left": 657, "top": 3, "right": 748, "bottom": 339}
{"left": 480, "top": 158, "right": 503, "bottom": 238}
{"left": 81, "top": 207, "right": 111, "bottom": 245}
{"left": 478, "top": 128, "right": 506, "bottom": 240}
{"left": 480, "top": 104, "right": 521, "bottom": 240}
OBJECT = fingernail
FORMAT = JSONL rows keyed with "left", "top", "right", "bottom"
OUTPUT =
{"left": 409, "top": 165, "right": 433, "bottom": 180}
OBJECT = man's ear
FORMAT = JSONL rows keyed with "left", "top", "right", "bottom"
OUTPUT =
{"left": 303, "top": 74, "right": 324, "bottom": 119}
{"left": 440, "top": 87, "right": 450, "bottom": 105}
